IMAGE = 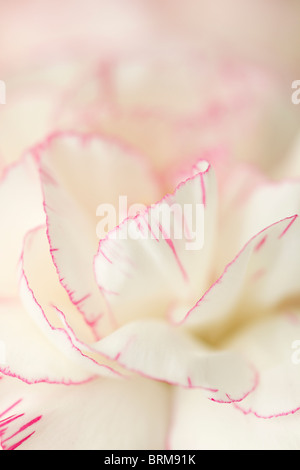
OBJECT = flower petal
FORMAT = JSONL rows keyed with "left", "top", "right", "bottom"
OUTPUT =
{"left": 94, "top": 162, "right": 217, "bottom": 327}
{"left": 20, "top": 225, "right": 96, "bottom": 343}
{"left": 0, "top": 374, "right": 171, "bottom": 450}
{"left": 0, "top": 154, "right": 45, "bottom": 297}
{"left": 93, "top": 319, "right": 257, "bottom": 403}
{"left": 216, "top": 177, "right": 300, "bottom": 271}
{"left": 168, "top": 385, "right": 300, "bottom": 450}
{"left": 225, "top": 311, "right": 300, "bottom": 418}
{"left": 236, "top": 180, "right": 300, "bottom": 250}
{"left": 19, "top": 226, "right": 122, "bottom": 381}
{"left": 0, "top": 299, "right": 93, "bottom": 385}
{"left": 38, "top": 131, "right": 161, "bottom": 338}
{"left": 178, "top": 215, "right": 300, "bottom": 343}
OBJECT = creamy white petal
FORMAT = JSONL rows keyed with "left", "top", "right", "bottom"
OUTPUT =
{"left": 38, "top": 132, "right": 160, "bottom": 338}
{"left": 224, "top": 311, "right": 300, "bottom": 418}
{"left": 94, "top": 163, "right": 217, "bottom": 327}
{"left": 180, "top": 215, "right": 300, "bottom": 343}
{"left": 20, "top": 225, "right": 95, "bottom": 344}
{"left": 0, "top": 300, "right": 94, "bottom": 385}
{"left": 19, "top": 227, "right": 122, "bottom": 380}
{"left": 238, "top": 180, "right": 300, "bottom": 248}
{"left": 0, "top": 155, "right": 45, "bottom": 297}
{"left": 168, "top": 385, "right": 300, "bottom": 450}
{"left": 93, "top": 319, "right": 256, "bottom": 403}
{"left": 0, "top": 374, "right": 170, "bottom": 450}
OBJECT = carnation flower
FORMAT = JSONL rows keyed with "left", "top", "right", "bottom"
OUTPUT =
{"left": 0, "top": 129, "right": 300, "bottom": 449}
{"left": 1, "top": 0, "right": 300, "bottom": 452}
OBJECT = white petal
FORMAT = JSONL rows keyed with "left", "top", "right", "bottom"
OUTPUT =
{"left": 168, "top": 386, "right": 300, "bottom": 450}
{"left": 20, "top": 225, "right": 95, "bottom": 344}
{"left": 225, "top": 311, "right": 300, "bottom": 418}
{"left": 94, "top": 163, "right": 217, "bottom": 327}
{"left": 0, "top": 374, "right": 170, "bottom": 450}
{"left": 217, "top": 176, "right": 300, "bottom": 271}
{"left": 0, "top": 300, "right": 93, "bottom": 385}
{"left": 38, "top": 132, "right": 160, "bottom": 338}
{"left": 93, "top": 319, "right": 256, "bottom": 403}
{"left": 237, "top": 180, "right": 300, "bottom": 248}
{"left": 0, "top": 155, "right": 45, "bottom": 297}
{"left": 180, "top": 215, "right": 300, "bottom": 343}
{"left": 19, "top": 226, "right": 122, "bottom": 380}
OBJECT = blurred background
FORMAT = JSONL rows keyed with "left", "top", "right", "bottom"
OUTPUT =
{"left": 1, "top": 0, "right": 300, "bottom": 178}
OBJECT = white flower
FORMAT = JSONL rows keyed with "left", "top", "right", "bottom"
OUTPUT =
{"left": 0, "top": 131, "right": 300, "bottom": 449}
